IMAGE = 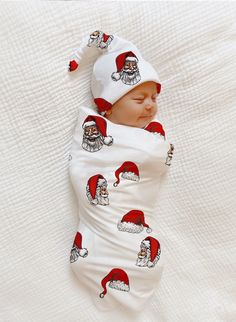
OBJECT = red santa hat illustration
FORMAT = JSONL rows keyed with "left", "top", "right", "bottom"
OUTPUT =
{"left": 111, "top": 51, "right": 138, "bottom": 81}
{"left": 144, "top": 121, "right": 165, "bottom": 139}
{"left": 141, "top": 236, "right": 161, "bottom": 268}
{"left": 93, "top": 98, "right": 113, "bottom": 115}
{"left": 87, "top": 174, "right": 107, "bottom": 200}
{"left": 117, "top": 210, "right": 152, "bottom": 234}
{"left": 82, "top": 115, "right": 113, "bottom": 146}
{"left": 73, "top": 232, "right": 88, "bottom": 258}
{"left": 68, "top": 30, "right": 162, "bottom": 115}
{"left": 99, "top": 268, "right": 130, "bottom": 298}
{"left": 113, "top": 161, "right": 140, "bottom": 187}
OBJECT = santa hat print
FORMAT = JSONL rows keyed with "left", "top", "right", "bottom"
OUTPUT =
{"left": 144, "top": 121, "right": 166, "bottom": 139}
{"left": 87, "top": 174, "right": 107, "bottom": 200}
{"left": 68, "top": 30, "right": 162, "bottom": 115}
{"left": 113, "top": 161, "right": 140, "bottom": 187}
{"left": 72, "top": 232, "right": 88, "bottom": 258}
{"left": 82, "top": 115, "right": 113, "bottom": 146}
{"left": 117, "top": 210, "right": 152, "bottom": 234}
{"left": 99, "top": 268, "right": 130, "bottom": 298}
{"left": 141, "top": 236, "right": 161, "bottom": 268}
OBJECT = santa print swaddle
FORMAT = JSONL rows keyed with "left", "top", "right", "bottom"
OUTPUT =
{"left": 68, "top": 104, "right": 174, "bottom": 312}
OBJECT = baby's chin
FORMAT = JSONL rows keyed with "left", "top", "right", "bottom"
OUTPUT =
{"left": 104, "top": 114, "right": 156, "bottom": 128}
{"left": 122, "top": 117, "right": 155, "bottom": 129}
{"left": 138, "top": 115, "right": 156, "bottom": 128}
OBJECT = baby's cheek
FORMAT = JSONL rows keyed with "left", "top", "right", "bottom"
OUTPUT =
{"left": 121, "top": 103, "right": 137, "bottom": 120}
{"left": 129, "top": 106, "right": 143, "bottom": 125}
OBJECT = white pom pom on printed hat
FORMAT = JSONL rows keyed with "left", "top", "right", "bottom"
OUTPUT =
{"left": 68, "top": 30, "right": 161, "bottom": 115}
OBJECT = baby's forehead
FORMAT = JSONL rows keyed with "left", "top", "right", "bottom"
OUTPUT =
{"left": 129, "top": 81, "right": 157, "bottom": 94}
{"left": 127, "top": 87, "right": 156, "bottom": 97}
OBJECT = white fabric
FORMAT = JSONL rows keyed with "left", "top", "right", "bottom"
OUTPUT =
{"left": 0, "top": 1, "right": 235, "bottom": 321}
{"left": 69, "top": 105, "right": 171, "bottom": 312}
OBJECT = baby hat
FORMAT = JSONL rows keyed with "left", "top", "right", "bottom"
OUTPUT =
{"left": 68, "top": 30, "right": 161, "bottom": 115}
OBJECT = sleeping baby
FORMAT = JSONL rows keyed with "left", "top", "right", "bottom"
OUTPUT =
{"left": 68, "top": 30, "right": 174, "bottom": 312}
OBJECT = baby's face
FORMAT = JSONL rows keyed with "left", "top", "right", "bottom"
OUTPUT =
{"left": 105, "top": 81, "right": 158, "bottom": 128}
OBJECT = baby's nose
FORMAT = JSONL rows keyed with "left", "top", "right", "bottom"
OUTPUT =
{"left": 144, "top": 99, "right": 154, "bottom": 109}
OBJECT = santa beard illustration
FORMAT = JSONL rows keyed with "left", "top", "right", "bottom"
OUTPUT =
{"left": 86, "top": 183, "right": 109, "bottom": 206}
{"left": 120, "top": 68, "right": 141, "bottom": 85}
{"left": 82, "top": 132, "right": 104, "bottom": 152}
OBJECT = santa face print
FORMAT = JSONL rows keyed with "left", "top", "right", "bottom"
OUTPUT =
{"left": 82, "top": 125, "right": 103, "bottom": 152}
{"left": 70, "top": 232, "right": 88, "bottom": 263}
{"left": 82, "top": 116, "right": 113, "bottom": 153}
{"left": 165, "top": 143, "right": 174, "bottom": 166}
{"left": 120, "top": 60, "right": 141, "bottom": 85}
{"left": 86, "top": 175, "right": 109, "bottom": 206}
{"left": 111, "top": 51, "right": 141, "bottom": 86}
{"left": 87, "top": 30, "right": 114, "bottom": 49}
{"left": 136, "top": 237, "right": 161, "bottom": 268}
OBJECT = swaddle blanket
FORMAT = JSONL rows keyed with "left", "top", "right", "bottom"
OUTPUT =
{"left": 69, "top": 104, "right": 174, "bottom": 312}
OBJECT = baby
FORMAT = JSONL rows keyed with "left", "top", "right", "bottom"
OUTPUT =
{"left": 68, "top": 30, "right": 174, "bottom": 313}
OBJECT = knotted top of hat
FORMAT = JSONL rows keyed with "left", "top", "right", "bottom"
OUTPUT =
{"left": 68, "top": 30, "right": 161, "bottom": 115}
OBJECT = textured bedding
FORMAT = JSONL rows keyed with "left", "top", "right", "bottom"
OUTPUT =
{"left": 0, "top": 1, "right": 235, "bottom": 321}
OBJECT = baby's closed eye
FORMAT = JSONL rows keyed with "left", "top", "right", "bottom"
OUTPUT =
{"left": 133, "top": 98, "right": 144, "bottom": 104}
{"left": 133, "top": 95, "right": 157, "bottom": 103}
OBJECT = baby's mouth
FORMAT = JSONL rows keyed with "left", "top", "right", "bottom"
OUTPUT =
{"left": 140, "top": 115, "right": 154, "bottom": 118}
